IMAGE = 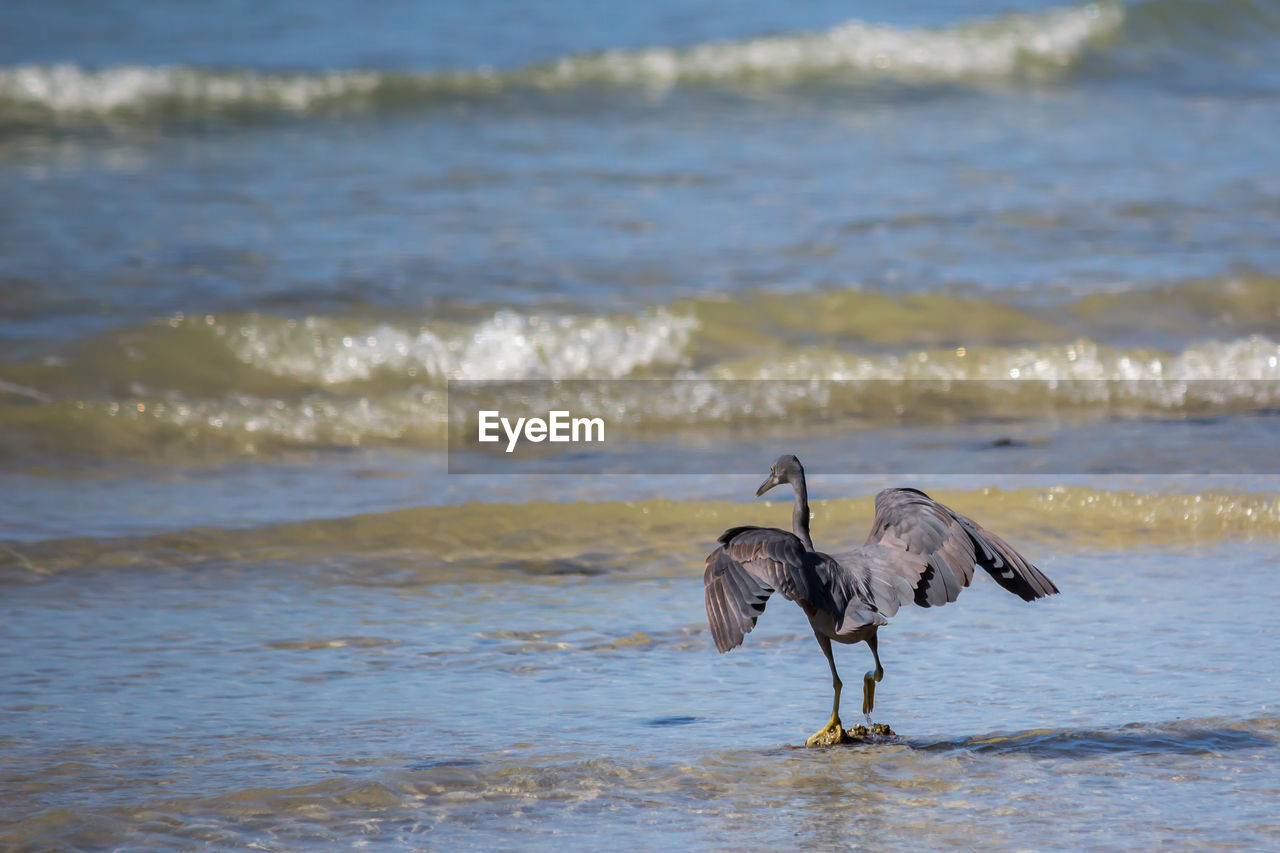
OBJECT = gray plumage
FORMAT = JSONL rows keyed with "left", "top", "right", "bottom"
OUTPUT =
{"left": 703, "top": 454, "right": 1058, "bottom": 743}
{"left": 703, "top": 525, "right": 889, "bottom": 654}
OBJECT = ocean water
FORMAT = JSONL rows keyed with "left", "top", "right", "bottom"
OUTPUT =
{"left": 3, "top": 0, "right": 1280, "bottom": 849}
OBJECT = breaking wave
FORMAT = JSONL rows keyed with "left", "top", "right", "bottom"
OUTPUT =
{"left": 5, "top": 0, "right": 1277, "bottom": 132}
{"left": 2, "top": 274, "right": 1280, "bottom": 461}
{"left": 0, "top": 2, "right": 1129, "bottom": 125}
{"left": 221, "top": 308, "right": 696, "bottom": 385}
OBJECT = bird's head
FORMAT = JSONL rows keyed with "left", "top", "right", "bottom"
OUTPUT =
{"left": 756, "top": 454, "right": 803, "bottom": 497}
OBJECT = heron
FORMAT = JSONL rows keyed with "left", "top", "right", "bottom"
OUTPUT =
{"left": 703, "top": 454, "right": 1059, "bottom": 746}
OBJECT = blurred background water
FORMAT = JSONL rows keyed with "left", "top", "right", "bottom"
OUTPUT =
{"left": 2, "top": 0, "right": 1279, "bottom": 849}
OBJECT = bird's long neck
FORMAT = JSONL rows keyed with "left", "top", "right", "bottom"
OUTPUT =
{"left": 791, "top": 477, "right": 814, "bottom": 551}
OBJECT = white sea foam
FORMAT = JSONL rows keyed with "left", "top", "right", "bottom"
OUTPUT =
{"left": 0, "top": 3, "right": 1123, "bottom": 117}
{"left": 726, "top": 336, "right": 1280, "bottom": 383}
{"left": 541, "top": 3, "right": 1123, "bottom": 87}
{"left": 145, "top": 389, "right": 447, "bottom": 448}
{"left": 206, "top": 301, "right": 1280, "bottom": 441}
{"left": 220, "top": 309, "right": 696, "bottom": 384}
{"left": 0, "top": 63, "right": 382, "bottom": 114}
{"left": 98, "top": 325, "right": 1280, "bottom": 454}
{"left": 712, "top": 335, "right": 1280, "bottom": 413}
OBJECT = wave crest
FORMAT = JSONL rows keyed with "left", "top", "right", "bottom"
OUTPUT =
{"left": 0, "top": 3, "right": 1125, "bottom": 121}
{"left": 219, "top": 308, "right": 695, "bottom": 384}
{"left": 0, "top": 63, "right": 384, "bottom": 115}
{"left": 4, "top": 275, "right": 1280, "bottom": 461}
{"left": 540, "top": 3, "right": 1122, "bottom": 87}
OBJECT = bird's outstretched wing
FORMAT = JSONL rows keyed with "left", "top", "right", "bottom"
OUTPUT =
{"left": 858, "top": 488, "right": 1059, "bottom": 608}
{"left": 703, "top": 526, "right": 882, "bottom": 653}
{"left": 827, "top": 542, "right": 928, "bottom": 618}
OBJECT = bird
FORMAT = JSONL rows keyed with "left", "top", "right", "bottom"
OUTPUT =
{"left": 702, "top": 454, "right": 1059, "bottom": 746}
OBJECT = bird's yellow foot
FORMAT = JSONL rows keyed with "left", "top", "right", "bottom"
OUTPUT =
{"left": 806, "top": 717, "right": 846, "bottom": 747}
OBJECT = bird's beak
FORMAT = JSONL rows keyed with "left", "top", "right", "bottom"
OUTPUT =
{"left": 755, "top": 472, "right": 780, "bottom": 498}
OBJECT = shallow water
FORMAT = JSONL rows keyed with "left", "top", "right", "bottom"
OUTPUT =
{"left": 3, "top": 529, "right": 1279, "bottom": 850}
{"left": 3, "top": 0, "right": 1280, "bottom": 848}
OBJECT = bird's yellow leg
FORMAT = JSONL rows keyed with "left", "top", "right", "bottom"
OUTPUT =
{"left": 806, "top": 680, "right": 844, "bottom": 746}
{"left": 807, "top": 633, "right": 846, "bottom": 747}
{"left": 862, "top": 634, "right": 885, "bottom": 721}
